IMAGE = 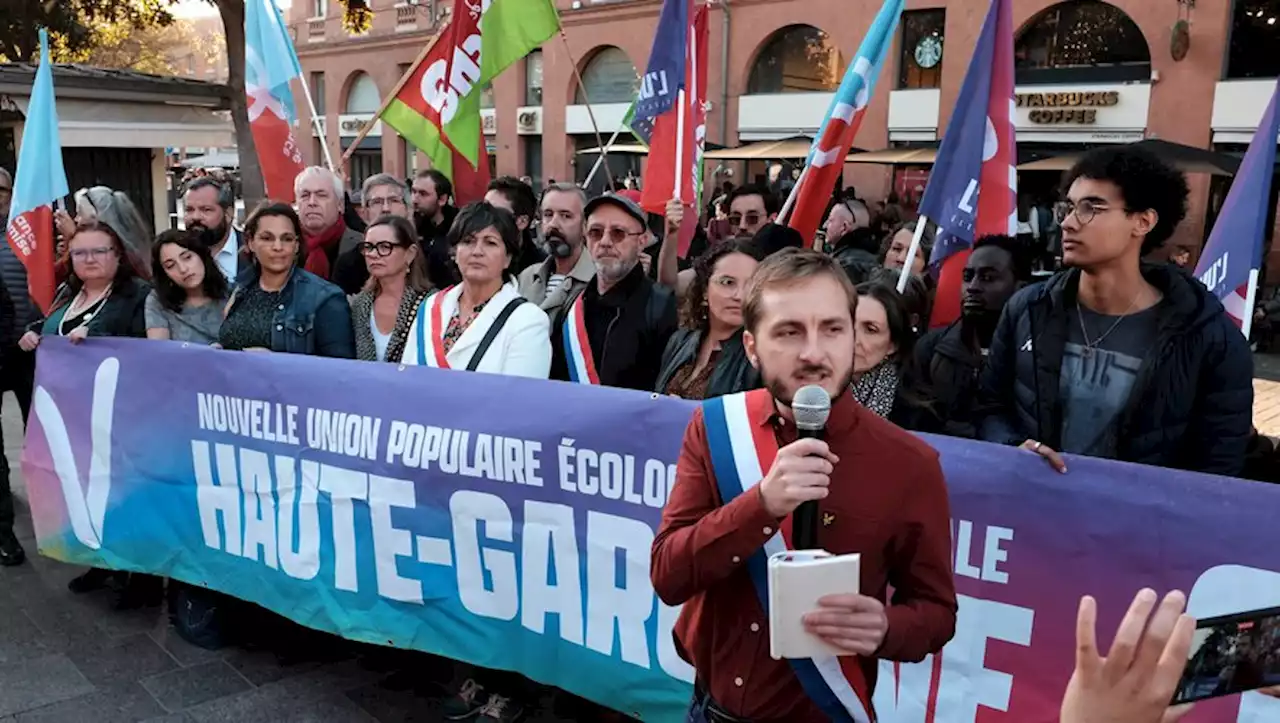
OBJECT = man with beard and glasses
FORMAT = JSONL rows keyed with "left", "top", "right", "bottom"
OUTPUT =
{"left": 412, "top": 168, "right": 459, "bottom": 290}
{"left": 916, "top": 235, "right": 1028, "bottom": 438}
{"left": 183, "top": 177, "right": 240, "bottom": 284}
{"left": 518, "top": 183, "right": 594, "bottom": 317}
{"left": 550, "top": 193, "right": 677, "bottom": 390}
{"left": 652, "top": 248, "right": 956, "bottom": 723}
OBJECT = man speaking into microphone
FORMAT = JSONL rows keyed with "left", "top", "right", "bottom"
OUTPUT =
{"left": 652, "top": 248, "right": 956, "bottom": 723}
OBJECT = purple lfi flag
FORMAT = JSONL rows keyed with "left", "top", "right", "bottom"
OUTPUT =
{"left": 1194, "top": 78, "right": 1280, "bottom": 331}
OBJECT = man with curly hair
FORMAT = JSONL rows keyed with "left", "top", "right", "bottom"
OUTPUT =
{"left": 976, "top": 145, "right": 1253, "bottom": 476}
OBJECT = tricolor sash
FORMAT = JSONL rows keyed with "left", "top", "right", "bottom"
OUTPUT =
{"left": 416, "top": 286, "right": 455, "bottom": 369}
{"left": 702, "top": 389, "right": 874, "bottom": 723}
{"left": 561, "top": 293, "right": 599, "bottom": 385}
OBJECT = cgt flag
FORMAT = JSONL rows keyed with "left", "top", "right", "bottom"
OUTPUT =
{"left": 1194, "top": 77, "right": 1280, "bottom": 336}
{"left": 382, "top": 0, "right": 559, "bottom": 204}
{"left": 784, "top": 0, "right": 904, "bottom": 246}
{"left": 6, "top": 29, "right": 69, "bottom": 314}
{"left": 244, "top": 0, "right": 306, "bottom": 201}
{"left": 916, "top": 0, "right": 1016, "bottom": 327}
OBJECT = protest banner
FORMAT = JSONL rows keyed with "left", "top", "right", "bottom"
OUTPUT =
{"left": 23, "top": 338, "right": 1280, "bottom": 722}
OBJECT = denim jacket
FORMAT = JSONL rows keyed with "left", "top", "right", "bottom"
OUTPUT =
{"left": 227, "top": 266, "right": 355, "bottom": 358}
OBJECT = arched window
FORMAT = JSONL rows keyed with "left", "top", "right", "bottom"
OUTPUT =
{"left": 1015, "top": 1, "right": 1150, "bottom": 83}
{"left": 1228, "top": 0, "right": 1280, "bottom": 78}
{"left": 344, "top": 72, "right": 381, "bottom": 114}
{"left": 575, "top": 47, "right": 638, "bottom": 104}
{"left": 747, "top": 25, "right": 844, "bottom": 94}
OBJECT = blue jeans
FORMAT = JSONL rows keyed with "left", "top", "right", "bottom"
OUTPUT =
{"left": 686, "top": 692, "right": 710, "bottom": 723}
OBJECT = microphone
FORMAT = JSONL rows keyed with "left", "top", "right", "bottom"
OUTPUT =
{"left": 790, "top": 385, "right": 831, "bottom": 551}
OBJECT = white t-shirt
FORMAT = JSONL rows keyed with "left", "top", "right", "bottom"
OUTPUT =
{"left": 370, "top": 307, "right": 391, "bottom": 362}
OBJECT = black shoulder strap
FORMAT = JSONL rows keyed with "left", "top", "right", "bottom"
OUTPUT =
{"left": 467, "top": 297, "right": 528, "bottom": 372}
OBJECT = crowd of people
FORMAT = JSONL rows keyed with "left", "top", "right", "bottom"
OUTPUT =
{"left": 0, "top": 141, "right": 1269, "bottom": 721}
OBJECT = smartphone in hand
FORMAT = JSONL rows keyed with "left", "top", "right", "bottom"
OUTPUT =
{"left": 1172, "top": 605, "right": 1280, "bottom": 704}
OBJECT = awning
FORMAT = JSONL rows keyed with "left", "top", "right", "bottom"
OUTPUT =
{"left": 845, "top": 148, "right": 937, "bottom": 164}
{"left": 704, "top": 136, "right": 813, "bottom": 160}
{"left": 1016, "top": 139, "right": 1241, "bottom": 176}
{"left": 180, "top": 149, "right": 239, "bottom": 169}
{"left": 9, "top": 96, "right": 232, "bottom": 148}
{"left": 575, "top": 143, "right": 650, "bottom": 155}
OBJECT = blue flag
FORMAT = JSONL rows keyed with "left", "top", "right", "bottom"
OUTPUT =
{"left": 918, "top": 0, "right": 1004, "bottom": 266}
{"left": 1194, "top": 78, "right": 1280, "bottom": 332}
{"left": 631, "top": 0, "right": 689, "bottom": 139}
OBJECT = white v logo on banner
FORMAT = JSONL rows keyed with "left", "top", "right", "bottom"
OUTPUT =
{"left": 33, "top": 357, "right": 120, "bottom": 550}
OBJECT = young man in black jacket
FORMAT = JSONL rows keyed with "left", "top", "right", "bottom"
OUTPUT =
{"left": 976, "top": 146, "right": 1253, "bottom": 477}
{"left": 917, "top": 234, "right": 1027, "bottom": 439}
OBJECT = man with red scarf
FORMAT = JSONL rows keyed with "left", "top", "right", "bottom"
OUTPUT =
{"left": 294, "top": 167, "right": 363, "bottom": 292}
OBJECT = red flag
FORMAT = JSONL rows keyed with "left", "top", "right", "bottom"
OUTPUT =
{"left": 640, "top": 3, "right": 707, "bottom": 256}
{"left": 929, "top": 0, "right": 1017, "bottom": 327}
{"left": 381, "top": 13, "right": 491, "bottom": 205}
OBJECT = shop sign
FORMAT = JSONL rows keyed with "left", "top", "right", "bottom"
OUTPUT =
{"left": 1016, "top": 91, "right": 1120, "bottom": 125}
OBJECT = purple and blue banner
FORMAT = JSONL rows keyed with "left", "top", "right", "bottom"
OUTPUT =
{"left": 1195, "top": 77, "right": 1280, "bottom": 334}
{"left": 23, "top": 338, "right": 1280, "bottom": 722}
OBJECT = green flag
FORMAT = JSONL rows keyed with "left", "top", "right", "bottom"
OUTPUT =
{"left": 479, "top": 0, "right": 561, "bottom": 86}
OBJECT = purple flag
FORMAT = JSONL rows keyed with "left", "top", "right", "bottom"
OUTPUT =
{"left": 630, "top": 0, "right": 690, "bottom": 142}
{"left": 1194, "top": 78, "right": 1280, "bottom": 332}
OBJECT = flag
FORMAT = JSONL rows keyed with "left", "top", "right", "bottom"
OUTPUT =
{"left": 918, "top": 0, "right": 1016, "bottom": 327}
{"left": 245, "top": 0, "right": 307, "bottom": 201}
{"left": 784, "top": 0, "right": 904, "bottom": 246}
{"left": 6, "top": 29, "right": 68, "bottom": 314}
{"left": 1194, "top": 77, "right": 1280, "bottom": 335}
{"left": 638, "top": 2, "right": 708, "bottom": 257}
{"left": 381, "top": 0, "right": 559, "bottom": 204}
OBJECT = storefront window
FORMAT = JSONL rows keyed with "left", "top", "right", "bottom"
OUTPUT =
{"left": 898, "top": 10, "right": 945, "bottom": 90}
{"left": 1228, "top": 1, "right": 1280, "bottom": 78}
{"left": 1015, "top": 0, "right": 1150, "bottom": 84}
{"left": 480, "top": 83, "right": 495, "bottom": 109}
{"left": 575, "top": 47, "right": 638, "bottom": 104}
{"left": 747, "top": 25, "right": 844, "bottom": 94}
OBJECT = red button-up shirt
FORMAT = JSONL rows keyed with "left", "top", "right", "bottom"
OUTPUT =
{"left": 651, "top": 394, "right": 957, "bottom": 721}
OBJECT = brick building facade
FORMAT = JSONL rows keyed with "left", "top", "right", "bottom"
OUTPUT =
{"left": 290, "top": 0, "right": 1280, "bottom": 268}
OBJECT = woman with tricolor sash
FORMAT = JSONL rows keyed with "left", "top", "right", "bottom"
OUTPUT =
{"left": 400, "top": 202, "right": 551, "bottom": 378}
{"left": 655, "top": 238, "right": 764, "bottom": 399}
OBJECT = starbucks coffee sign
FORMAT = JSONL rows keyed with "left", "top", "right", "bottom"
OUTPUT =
{"left": 1016, "top": 91, "right": 1120, "bottom": 125}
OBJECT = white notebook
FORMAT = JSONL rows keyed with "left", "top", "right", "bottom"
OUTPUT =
{"left": 767, "top": 550, "right": 861, "bottom": 660}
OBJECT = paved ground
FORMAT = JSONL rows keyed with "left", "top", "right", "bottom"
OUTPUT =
{"left": 0, "top": 397, "right": 617, "bottom": 722}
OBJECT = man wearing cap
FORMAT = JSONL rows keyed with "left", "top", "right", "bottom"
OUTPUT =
{"left": 550, "top": 193, "right": 677, "bottom": 391}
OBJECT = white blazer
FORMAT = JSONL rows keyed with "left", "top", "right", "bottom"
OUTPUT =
{"left": 401, "top": 281, "right": 552, "bottom": 379}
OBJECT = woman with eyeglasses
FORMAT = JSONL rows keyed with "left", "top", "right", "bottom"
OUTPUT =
{"left": 349, "top": 215, "right": 432, "bottom": 363}
{"left": 219, "top": 202, "right": 355, "bottom": 358}
{"left": 402, "top": 202, "right": 551, "bottom": 378}
{"left": 17, "top": 220, "right": 155, "bottom": 603}
{"left": 146, "top": 229, "right": 230, "bottom": 344}
{"left": 655, "top": 238, "right": 763, "bottom": 399}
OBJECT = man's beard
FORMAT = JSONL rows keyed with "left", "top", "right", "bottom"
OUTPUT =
{"left": 191, "top": 218, "right": 229, "bottom": 250}
{"left": 961, "top": 307, "right": 1001, "bottom": 346}
{"left": 543, "top": 230, "right": 577, "bottom": 259}
{"left": 759, "top": 358, "right": 853, "bottom": 407}
{"left": 596, "top": 254, "right": 638, "bottom": 284}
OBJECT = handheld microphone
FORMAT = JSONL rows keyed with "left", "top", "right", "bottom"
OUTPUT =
{"left": 790, "top": 385, "right": 831, "bottom": 551}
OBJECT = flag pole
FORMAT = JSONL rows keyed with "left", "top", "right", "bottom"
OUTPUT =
{"left": 340, "top": 28, "right": 448, "bottom": 166}
{"left": 558, "top": 29, "right": 616, "bottom": 191}
{"left": 895, "top": 215, "right": 930, "bottom": 293}
{"left": 1243, "top": 268, "right": 1261, "bottom": 340}
{"left": 673, "top": 89, "right": 686, "bottom": 201}
{"left": 776, "top": 163, "right": 809, "bottom": 225}
{"left": 583, "top": 125, "right": 624, "bottom": 189}
{"left": 297, "top": 76, "right": 335, "bottom": 172}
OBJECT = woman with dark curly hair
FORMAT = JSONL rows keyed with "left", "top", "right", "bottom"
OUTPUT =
{"left": 655, "top": 238, "right": 764, "bottom": 399}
